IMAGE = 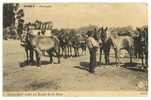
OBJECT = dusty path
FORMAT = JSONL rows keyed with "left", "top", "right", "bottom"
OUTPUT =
{"left": 3, "top": 40, "right": 148, "bottom": 92}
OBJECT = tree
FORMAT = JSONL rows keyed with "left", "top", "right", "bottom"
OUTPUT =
{"left": 3, "top": 3, "right": 24, "bottom": 39}
{"left": 15, "top": 4, "right": 24, "bottom": 38}
{"left": 3, "top": 3, "right": 15, "bottom": 28}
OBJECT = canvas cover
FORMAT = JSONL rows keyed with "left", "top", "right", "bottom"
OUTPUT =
{"left": 38, "top": 36, "right": 55, "bottom": 50}
{"left": 30, "top": 35, "right": 55, "bottom": 50}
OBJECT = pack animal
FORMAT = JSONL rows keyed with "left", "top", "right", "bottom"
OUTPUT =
{"left": 21, "top": 29, "right": 60, "bottom": 66}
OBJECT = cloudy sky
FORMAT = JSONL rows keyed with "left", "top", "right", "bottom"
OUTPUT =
{"left": 20, "top": 3, "right": 148, "bottom": 29}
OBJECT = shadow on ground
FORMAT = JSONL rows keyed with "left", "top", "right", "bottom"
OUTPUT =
{"left": 97, "top": 62, "right": 117, "bottom": 65}
{"left": 74, "top": 61, "right": 119, "bottom": 72}
{"left": 73, "top": 61, "right": 147, "bottom": 73}
{"left": 121, "top": 62, "right": 147, "bottom": 72}
{"left": 73, "top": 62, "right": 89, "bottom": 71}
{"left": 19, "top": 60, "right": 58, "bottom": 68}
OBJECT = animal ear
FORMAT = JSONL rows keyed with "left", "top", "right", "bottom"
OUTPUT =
{"left": 98, "top": 27, "right": 102, "bottom": 32}
{"left": 105, "top": 27, "right": 108, "bottom": 31}
{"left": 94, "top": 28, "right": 97, "bottom": 31}
{"left": 101, "top": 27, "right": 104, "bottom": 31}
{"left": 136, "top": 27, "right": 141, "bottom": 32}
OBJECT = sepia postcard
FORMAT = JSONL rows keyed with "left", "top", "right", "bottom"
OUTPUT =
{"left": 3, "top": 3, "right": 148, "bottom": 96}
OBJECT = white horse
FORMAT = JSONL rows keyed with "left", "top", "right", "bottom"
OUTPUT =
{"left": 110, "top": 31, "right": 134, "bottom": 65}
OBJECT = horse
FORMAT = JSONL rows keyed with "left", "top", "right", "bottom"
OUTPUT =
{"left": 77, "top": 34, "right": 87, "bottom": 56}
{"left": 65, "top": 33, "right": 73, "bottom": 57}
{"left": 93, "top": 27, "right": 112, "bottom": 64}
{"left": 21, "top": 29, "right": 60, "bottom": 66}
{"left": 58, "top": 29, "right": 80, "bottom": 58}
{"left": 98, "top": 27, "right": 134, "bottom": 66}
{"left": 79, "top": 40, "right": 87, "bottom": 55}
{"left": 72, "top": 37, "right": 80, "bottom": 57}
{"left": 58, "top": 32, "right": 65, "bottom": 57}
{"left": 135, "top": 27, "right": 148, "bottom": 67}
{"left": 111, "top": 34, "right": 134, "bottom": 65}
{"left": 20, "top": 30, "right": 34, "bottom": 65}
{"left": 58, "top": 30, "right": 71, "bottom": 58}
{"left": 96, "top": 27, "right": 113, "bottom": 65}
{"left": 67, "top": 37, "right": 73, "bottom": 57}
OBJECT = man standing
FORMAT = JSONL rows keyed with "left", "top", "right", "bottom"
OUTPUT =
{"left": 86, "top": 31, "right": 99, "bottom": 73}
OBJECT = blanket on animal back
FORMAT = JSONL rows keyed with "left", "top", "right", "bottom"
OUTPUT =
{"left": 30, "top": 35, "right": 58, "bottom": 51}
{"left": 38, "top": 36, "right": 55, "bottom": 50}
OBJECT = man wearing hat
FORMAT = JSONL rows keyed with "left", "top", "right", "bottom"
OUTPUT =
{"left": 86, "top": 31, "right": 99, "bottom": 73}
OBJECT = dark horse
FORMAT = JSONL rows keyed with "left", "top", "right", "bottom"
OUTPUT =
{"left": 58, "top": 30, "right": 72, "bottom": 58}
{"left": 80, "top": 40, "right": 87, "bottom": 55}
{"left": 20, "top": 30, "right": 34, "bottom": 65}
{"left": 135, "top": 27, "right": 148, "bottom": 68}
{"left": 97, "top": 27, "right": 113, "bottom": 64}
{"left": 72, "top": 35, "right": 80, "bottom": 57}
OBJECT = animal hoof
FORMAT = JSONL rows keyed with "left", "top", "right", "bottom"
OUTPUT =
{"left": 49, "top": 62, "right": 53, "bottom": 64}
{"left": 37, "top": 64, "right": 41, "bottom": 67}
{"left": 89, "top": 70, "right": 95, "bottom": 73}
{"left": 98, "top": 62, "right": 101, "bottom": 65}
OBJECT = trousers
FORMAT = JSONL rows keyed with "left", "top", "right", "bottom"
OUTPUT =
{"left": 89, "top": 47, "right": 97, "bottom": 73}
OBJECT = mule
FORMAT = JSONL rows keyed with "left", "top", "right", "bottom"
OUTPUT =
{"left": 111, "top": 34, "right": 134, "bottom": 65}
{"left": 135, "top": 27, "right": 148, "bottom": 67}
{"left": 98, "top": 27, "right": 134, "bottom": 66}
{"left": 97, "top": 27, "right": 113, "bottom": 64}
{"left": 21, "top": 29, "right": 60, "bottom": 66}
{"left": 31, "top": 32, "right": 60, "bottom": 66}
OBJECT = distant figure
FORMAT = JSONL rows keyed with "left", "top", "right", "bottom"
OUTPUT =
{"left": 86, "top": 31, "right": 99, "bottom": 73}
{"left": 80, "top": 40, "right": 87, "bottom": 55}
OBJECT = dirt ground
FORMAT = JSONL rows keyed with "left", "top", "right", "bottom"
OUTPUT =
{"left": 3, "top": 40, "right": 148, "bottom": 92}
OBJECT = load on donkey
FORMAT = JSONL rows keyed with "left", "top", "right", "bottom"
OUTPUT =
{"left": 20, "top": 21, "right": 60, "bottom": 67}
